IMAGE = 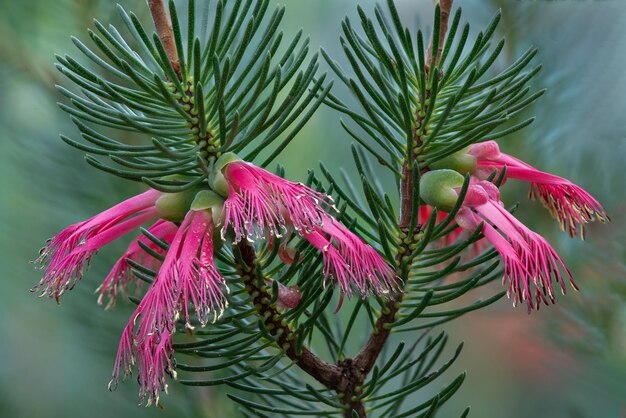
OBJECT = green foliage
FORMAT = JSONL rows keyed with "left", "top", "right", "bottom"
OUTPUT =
{"left": 57, "top": 0, "right": 331, "bottom": 192}
{"left": 52, "top": 0, "right": 545, "bottom": 417}
{"left": 324, "top": 1, "right": 543, "bottom": 174}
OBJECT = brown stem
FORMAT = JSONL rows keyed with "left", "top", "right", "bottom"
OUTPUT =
{"left": 348, "top": 2, "right": 454, "bottom": 416}
{"left": 236, "top": 242, "right": 343, "bottom": 388}
{"left": 146, "top": 0, "right": 180, "bottom": 77}
{"left": 144, "top": 0, "right": 343, "bottom": 405}
{"left": 427, "top": 0, "right": 453, "bottom": 68}
{"left": 145, "top": 0, "right": 339, "bottom": 391}
{"left": 237, "top": 242, "right": 376, "bottom": 418}
{"left": 352, "top": 140, "right": 422, "bottom": 379}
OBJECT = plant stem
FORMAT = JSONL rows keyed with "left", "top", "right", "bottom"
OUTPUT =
{"left": 346, "top": 1, "right": 454, "bottom": 416}
{"left": 236, "top": 241, "right": 343, "bottom": 388}
{"left": 236, "top": 235, "right": 380, "bottom": 417}
{"left": 428, "top": 0, "right": 453, "bottom": 67}
{"left": 146, "top": 0, "right": 180, "bottom": 77}
{"left": 146, "top": 0, "right": 343, "bottom": 395}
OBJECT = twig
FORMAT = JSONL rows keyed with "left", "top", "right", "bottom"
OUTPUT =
{"left": 146, "top": 0, "right": 342, "bottom": 394}
{"left": 146, "top": 0, "right": 180, "bottom": 77}
{"left": 236, "top": 241, "right": 343, "bottom": 388}
{"left": 427, "top": 0, "right": 453, "bottom": 67}
{"left": 347, "top": 1, "right": 454, "bottom": 416}
{"left": 237, "top": 242, "right": 373, "bottom": 417}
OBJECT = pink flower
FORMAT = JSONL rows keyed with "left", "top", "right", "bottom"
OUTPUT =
{"left": 302, "top": 215, "right": 399, "bottom": 298}
{"left": 469, "top": 141, "right": 608, "bottom": 238}
{"left": 455, "top": 180, "right": 575, "bottom": 312}
{"left": 217, "top": 160, "right": 398, "bottom": 299}
{"left": 97, "top": 219, "right": 178, "bottom": 308}
{"left": 176, "top": 210, "right": 227, "bottom": 326}
{"left": 219, "top": 161, "right": 334, "bottom": 242}
{"left": 34, "top": 189, "right": 162, "bottom": 302}
{"left": 110, "top": 208, "right": 227, "bottom": 405}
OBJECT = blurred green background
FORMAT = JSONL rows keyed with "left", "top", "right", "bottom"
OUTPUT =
{"left": 1, "top": 0, "right": 625, "bottom": 417}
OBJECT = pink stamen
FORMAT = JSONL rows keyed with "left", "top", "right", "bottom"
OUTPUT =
{"left": 34, "top": 190, "right": 162, "bottom": 301}
{"left": 177, "top": 210, "right": 227, "bottom": 327}
{"left": 461, "top": 193, "right": 575, "bottom": 311}
{"left": 110, "top": 209, "right": 226, "bottom": 404}
{"left": 220, "top": 161, "right": 334, "bottom": 242}
{"left": 37, "top": 208, "right": 159, "bottom": 302}
{"left": 302, "top": 215, "right": 398, "bottom": 299}
{"left": 470, "top": 140, "right": 608, "bottom": 238}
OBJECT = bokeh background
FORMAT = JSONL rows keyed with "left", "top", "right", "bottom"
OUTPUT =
{"left": 1, "top": 0, "right": 624, "bottom": 417}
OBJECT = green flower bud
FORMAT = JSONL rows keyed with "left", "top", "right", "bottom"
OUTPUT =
{"left": 419, "top": 169, "right": 465, "bottom": 212}
{"left": 428, "top": 147, "right": 477, "bottom": 174}
{"left": 210, "top": 152, "right": 242, "bottom": 196}
{"left": 155, "top": 188, "right": 199, "bottom": 221}
{"left": 191, "top": 190, "right": 224, "bottom": 218}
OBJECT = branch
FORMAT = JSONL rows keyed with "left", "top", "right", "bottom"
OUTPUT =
{"left": 144, "top": 1, "right": 345, "bottom": 407}
{"left": 146, "top": 0, "right": 180, "bottom": 77}
{"left": 348, "top": 1, "right": 454, "bottom": 416}
{"left": 427, "top": 0, "right": 453, "bottom": 67}
{"left": 238, "top": 241, "right": 383, "bottom": 417}
{"left": 236, "top": 241, "right": 343, "bottom": 389}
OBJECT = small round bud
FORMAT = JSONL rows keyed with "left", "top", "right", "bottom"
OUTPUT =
{"left": 419, "top": 169, "right": 465, "bottom": 212}
{"left": 155, "top": 188, "right": 199, "bottom": 221}
{"left": 278, "top": 285, "right": 301, "bottom": 309}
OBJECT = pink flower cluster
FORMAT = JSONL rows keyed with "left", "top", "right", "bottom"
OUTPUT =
{"left": 34, "top": 189, "right": 162, "bottom": 302}
{"left": 423, "top": 140, "right": 607, "bottom": 311}
{"left": 456, "top": 180, "right": 574, "bottom": 311}
{"left": 35, "top": 158, "right": 398, "bottom": 404}
{"left": 111, "top": 209, "right": 226, "bottom": 405}
{"left": 220, "top": 161, "right": 399, "bottom": 298}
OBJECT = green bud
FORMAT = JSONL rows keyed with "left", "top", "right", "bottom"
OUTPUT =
{"left": 210, "top": 152, "right": 242, "bottom": 196}
{"left": 191, "top": 189, "right": 223, "bottom": 215}
{"left": 155, "top": 188, "right": 199, "bottom": 221}
{"left": 428, "top": 147, "right": 477, "bottom": 174}
{"left": 190, "top": 190, "right": 222, "bottom": 210}
{"left": 190, "top": 190, "right": 225, "bottom": 248}
{"left": 419, "top": 169, "right": 464, "bottom": 212}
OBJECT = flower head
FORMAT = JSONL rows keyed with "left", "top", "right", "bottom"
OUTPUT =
{"left": 469, "top": 140, "right": 608, "bottom": 238}
{"left": 455, "top": 180, "right": 575, "bottom": 312}
{"left": 214, "top": 156, "right": 334, "bottom": 242}
{"left": 34, "top": 189, "right": 162, "bottom": 302}
{"left": 111, "top": 204, "right": 227, "bottom": 405}
{"left": 302, "top": 215, "right": 399, "bottom": 298}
